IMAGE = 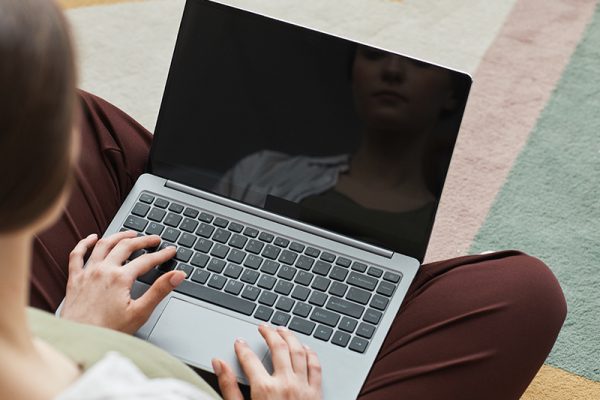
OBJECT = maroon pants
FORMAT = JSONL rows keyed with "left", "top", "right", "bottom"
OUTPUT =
{"left": 31, "top": 92, "right": 567, "bottom": 399}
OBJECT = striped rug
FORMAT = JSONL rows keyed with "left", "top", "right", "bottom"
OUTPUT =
{"left": 62, "top": 0, "right": 600, "bottom": 398}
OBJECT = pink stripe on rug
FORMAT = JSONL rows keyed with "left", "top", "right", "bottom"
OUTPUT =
{"left": 425, "top": 0, "right": 597, "bottom": 263}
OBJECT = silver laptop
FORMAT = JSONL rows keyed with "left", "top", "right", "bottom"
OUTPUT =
{"left": 92, "top": 0, "right": 471, "bottom": 398}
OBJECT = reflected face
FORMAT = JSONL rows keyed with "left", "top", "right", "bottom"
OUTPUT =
{"left": 351, "top": 46, "right": 456, "bottom": 132}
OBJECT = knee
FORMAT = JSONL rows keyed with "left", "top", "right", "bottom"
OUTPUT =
{"left": 497, "top": 252, "right": 567, "bottom": 333}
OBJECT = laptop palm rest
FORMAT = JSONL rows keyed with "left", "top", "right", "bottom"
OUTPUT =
{"left": 148, "top": 297, "right": 271, "bottom": 384}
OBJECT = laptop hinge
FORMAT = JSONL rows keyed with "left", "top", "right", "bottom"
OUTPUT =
{"left": 165, "top": 180, "right": 394, "bottom": 259}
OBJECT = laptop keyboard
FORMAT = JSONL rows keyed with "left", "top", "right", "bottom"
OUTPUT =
{"left": 122, "top": 193, "right": 402, "bottom": 354}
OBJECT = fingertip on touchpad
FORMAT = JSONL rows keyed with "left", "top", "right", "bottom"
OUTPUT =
{"left": 148, "top": 297, "right": 271, "bottom": 384}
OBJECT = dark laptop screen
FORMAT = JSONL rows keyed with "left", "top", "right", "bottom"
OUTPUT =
{"left": 150, "top": 0, "right": 471, "bottom": 261}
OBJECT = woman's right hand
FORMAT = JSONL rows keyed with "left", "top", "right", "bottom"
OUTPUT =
{"left": 212, "top": 324, "right": 323, "bottom": 400}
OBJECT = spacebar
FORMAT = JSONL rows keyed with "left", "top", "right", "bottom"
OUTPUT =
{"left": 175, "top": 280, "right": 256, "bottom": 316}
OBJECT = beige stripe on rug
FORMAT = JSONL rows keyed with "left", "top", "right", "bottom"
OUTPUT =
{"left": 425, "top": 0, "right": 597, "bottom": 263}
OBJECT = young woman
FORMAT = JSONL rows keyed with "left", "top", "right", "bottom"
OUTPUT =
{"left": 1, "top": 1, "right": 566, "bottom": 399}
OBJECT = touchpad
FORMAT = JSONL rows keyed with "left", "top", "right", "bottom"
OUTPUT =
{"left": 148, "top": 297, "right": 271, "bottom": 384}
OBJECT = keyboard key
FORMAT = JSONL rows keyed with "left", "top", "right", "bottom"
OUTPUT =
{"left": 254, "top": 306, "right": 274, "bottom": 322}
{"left": 351, "top": 262, "right": 367, "bottom": 272}
{"left": 137, "top": 268, "right": 162, "bottom": 285}
{"left": 224, "top": 263, "right": 243, "bottom": 279}
{"left": 274, "top": 237, "right": 290, "bottom": 247}
{"left": 311, "top": 276, "right": 331, "bottom": 292}
{"left": 243, "top": 254, "right": 263, "bottom": 270}
{"left": 139, "top": 193, "right": 155, "bottom": 204}
{"left": 246, "top": 240, "right": 264, "bottom": 254}
{"left": 331, "top": 331, "right": 351, "bottom": 348}
{"left": 175, "top": 280, "right": 255, "bottom": 316}
{"left": 356, "top": 323, "right": 376, "bottom": 339}
{"left": 145, "top": 222, "right": 164, "bottom": 236}
{"left": 227, "top": 249, "right": 246, "bottom": 264}
{"left": 327, "top": 297, "right": 365, "bottom": 319}
{"left": 177, "top": 233, "right": 196, "bottom": 248}
{"left": 271, "top": 311, "right": 291, "bottom": 326}
{"left": 191, "top": 269, "right": 210, "bottom": 284}
{"left": 308, "top": 291, "right": 328, "bottom": 307}
{"left": 148, "top": 208, "right": 166, "bottom": 222}
{"left": 196, "top": 223, "right": 215, "bottom": 238}
{"left": 214, "top": 217, "right": 229, "bottom": 228}
{"left": 258, "top": 291, "right": 278, "bottom": 306}
{"left": 310, "top": 308, "right": 340, "bottom": 327}
{"left": 164, "top": 213, "right": 183, "bottom": 227}
{"left": 336, "top": 257, "right": 351, "bottom": 268}
{"left": 224, "top": 280, "right": 244, "bottom": 295}
{"left": 370, "top": 294, "right": 389, "bottom": 311}
{"left": 190, "top": 253, "right": 209, "bottom": 268}
{"left": 320, "top": 252, "right": 336, "bottom": 263}
{"left": 258, "top": 232, "right": 274, "bottom": 243}
{"left": 289, "top": 242, "right": 305, "bottom": 253}
{"left": 243, "top": 227, "right": 259, "bottom": 238}
{"left": 175, "top": 247, "right": 193, "bottom": 263}
{"left": 313, "top": 261, "right": 331, "bottom": 276}
{"left": 346, "top": 287, "right": 371, "bottom": 305}
{"left": 289, "top": 317, "right": 316, "bottom": 336}
{"left": 329, "top": 282, "right": 348, "bottom": 298}
{"left": 241, "top": 285, "right": 261, "bottom": 301}
{"left": 377, "top": 281, "right": 396, "bottom": 297}
{"left": 194, "top": 238, "right": 213, "bottom": 253}
{"left": 363, "top": 308, "right": 383, "bottom": 325}
{"left": 291, "top": 286, "right": 311, "bottom": 301}
{"left": 154, "top": 198, "right": 169, "bottom": 208}
{"left": 293, "top": 302, "right": 312, "bottom": 318}
{"left": 262, "top": 244, "right": 281, "bottom": 260}
{"left": 367, "top": 266, "right": 383, "bottom": 278}
{"left": 180, "top": 218, "right": 199, "bottom": 233}
{"left": 278, "top": 250, "right": 298, "bottom": 265}
{"left": 161, "top": 228, "right": 181, "bottom": 243}
{"left": 277, "top": 266, "right": 297, "bottom": 281}
{"left": 347, "top": 272, "right": 378, "bottom": 291}
{"left": 175, "top": 263, "right": 194, "bottom": 278}
{"left": 330, "top": 266, "right": 348, "bottom": 281}
{"left": 213, "top": 228, "right": 231, "bottom": 244}
{"left": 229, "top": 234, "right": 248, "bottom": 249}
{"left": 132, "top": 203, "right": 150, "bottom": 217}
{"left": 124, "top": 215, "right": 147, "bottom": 232}
{"left": 339, "top": 316, "right": 358, "bottom": 333}
{"left": 305, "top": 247, "right": 320, "bottom": 258}
{"left": 349, "top": 337, "right": 369, "bottom": 353}
{"left": 208, "top": 275, "right": 227, "bottom": 290}
{"left": 198, "top": 212, "right": 214, "bottom": 223}
{"left": 207, "top": 259, "right": 226, "bottom": 274}
{"left": 168, "top": 203, "right": 184, "bottom": 214}
{"left": 158, "top": 258, "right": 177, "bottom": 273}
{"left": 228, "top": 222, "right": 244, "bottom": 233}
{"left": 241, "top": 269, "right": 260, "bottom": 284}
{"left": 274, "top": 280, "right": 293, "bottom": 296}
{"left": 257, "top": 274, "right": 276, "bottom": 290}
{"left": 275, "top": 297, "right": 295, "bottom": 312}
{"left": 313, "top": 325, "right": 333, "bottom": 341}
{"left": 210, "top": 243, "right": 229, "bottom": 259}
{"left": 295, "top": 255, "right": 314, "bottom": 271}
{"left": 183, "top": 207, "right": 199, "bottom": 218}
{"left": 294, "top": 271, "right": 314, "bottom": 286}
{"left": 383, "top": 271, "right": 402, "bottom": 283}
{"left": 260, "top": 260, "right": 280, "bottom": 275}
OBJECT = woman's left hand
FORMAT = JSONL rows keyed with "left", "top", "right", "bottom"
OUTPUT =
{"left": 60, "top": 231, "right": 185, "bottom": 334}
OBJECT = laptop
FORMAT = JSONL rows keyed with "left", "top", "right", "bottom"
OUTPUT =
{"left": 86, "top": 0, "right": 471, "bottom": 398}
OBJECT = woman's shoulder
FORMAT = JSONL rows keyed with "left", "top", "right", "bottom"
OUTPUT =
{"left": 27, "top": 308, "right": 221, "bottom": 399}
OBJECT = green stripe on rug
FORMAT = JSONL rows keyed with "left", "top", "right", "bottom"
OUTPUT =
{"left": 471, "top": 3, "right": 600, "bottom": 382}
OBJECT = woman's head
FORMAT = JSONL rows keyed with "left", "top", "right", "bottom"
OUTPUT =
{"left": 349, "top": 45, "right": 465, "bottom": 134}
{"left": 0, "top": 0, "right": 77, "bottom": 233}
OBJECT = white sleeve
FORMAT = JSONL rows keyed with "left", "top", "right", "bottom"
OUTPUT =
{"left": 55, "top": 352, "right": 217, "bottom": 400}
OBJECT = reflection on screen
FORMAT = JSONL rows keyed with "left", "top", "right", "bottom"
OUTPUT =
{"left": 151, "top": 0, "right": 471, "bottom": 261}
